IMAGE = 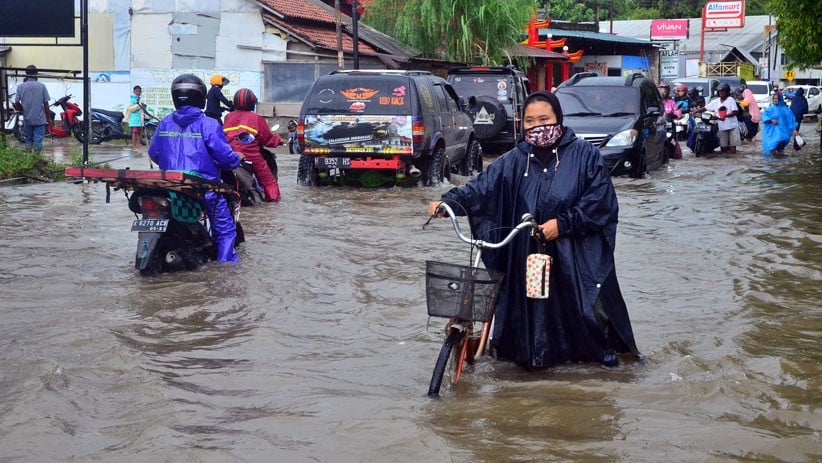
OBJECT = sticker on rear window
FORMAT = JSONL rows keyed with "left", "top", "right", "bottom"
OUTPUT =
{"left": 340, "top": 87, "right": 380, "bottom": 100}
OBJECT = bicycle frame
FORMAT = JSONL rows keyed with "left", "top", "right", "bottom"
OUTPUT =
{"left": 425, "top": 202, "right": 537, "bottom": 396}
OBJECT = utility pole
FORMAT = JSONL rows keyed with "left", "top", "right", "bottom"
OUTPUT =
{"left": 352, "top": 0, "right": 360, "bottom": 69}
{"left": 335, "top": 0, "right": 343, "bottom": 69}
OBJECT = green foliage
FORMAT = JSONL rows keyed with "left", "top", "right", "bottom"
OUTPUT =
{"left": 363, "top": 0, "right": 534, "bottom": 65}
{"left": 768, "top": 0, "right": 822, "bottom": 69}
{"left": 0, "top": 140, "right": 74, "bottom": 181}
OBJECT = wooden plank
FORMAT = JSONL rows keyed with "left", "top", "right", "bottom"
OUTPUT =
{"left": 65, "top": 168, "right": 237, "bottom": 196}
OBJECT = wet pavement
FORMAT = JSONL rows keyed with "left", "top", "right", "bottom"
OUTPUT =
{"left": 1, "top": 128, "right": 820, "bottom": 462}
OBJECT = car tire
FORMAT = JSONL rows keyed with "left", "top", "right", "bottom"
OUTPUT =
{"left": 470, "top": 96, "right": 507, "bottom": 140}
{"left": 425, "top": 147, "right": 450, "bottom": 186}
{"left": 459, "top": 139, "right": 482, "bottom": 176}
{"left": 297, "top": 154, "right": 318, "bottom": 186}
{"left": 630, "top": 152, "right": 647, "bottom": 178}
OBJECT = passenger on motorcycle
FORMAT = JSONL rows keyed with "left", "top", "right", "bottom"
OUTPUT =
{"left": 673, "top": 84, "right": 692, "bottom": 111}
{"left": 223, "top": 88, "right": 284, "bottom": 202}
{"left": 658, "top": 83, "right": 683, "bottom": 119}
{"left": 148, "top": 73, "right": 242, "bottom": 263}
{"left": 287, "top": 119, "right": 299, "bottom": 154}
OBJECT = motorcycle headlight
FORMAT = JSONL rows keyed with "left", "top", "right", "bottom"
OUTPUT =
{"left": 605, "top": 129, "right": 637, "bottom": 148}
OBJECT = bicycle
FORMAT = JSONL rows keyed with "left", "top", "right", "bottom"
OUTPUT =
{"left": 424, "top": 202, "right": 539, "bottom": 397}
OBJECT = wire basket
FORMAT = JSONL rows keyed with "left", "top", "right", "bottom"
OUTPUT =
{"left": 425, "top": 261, "right": 504, "bottom": 322}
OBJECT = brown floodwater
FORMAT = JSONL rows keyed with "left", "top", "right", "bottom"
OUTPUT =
{"left": 1, "top": 132, "right": 820, "bottom": 462}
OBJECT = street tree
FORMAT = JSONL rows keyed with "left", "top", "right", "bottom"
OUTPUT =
{"left": 363, "top": 0, "right": 534, "bottom": 65}
{"left": 767, "top": 0, "right": 821, "bottom": 69}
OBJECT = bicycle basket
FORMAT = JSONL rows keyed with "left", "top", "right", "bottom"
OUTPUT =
{"left": 425, "top": 261, "right": 504, "bottom": 322}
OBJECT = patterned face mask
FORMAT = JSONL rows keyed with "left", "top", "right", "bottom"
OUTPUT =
{"left": 524, "top": 123, "right": 563, "bottom": 148}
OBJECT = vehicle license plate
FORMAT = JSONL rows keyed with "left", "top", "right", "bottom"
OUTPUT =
{"left": 131, "top": 218, "right": 169, "bottom": 232}
{"left": 316, "top": 157, "right": 352, "bottom": 169}
{"left": 694, "top": 124, "right": 713, "bottom": 133}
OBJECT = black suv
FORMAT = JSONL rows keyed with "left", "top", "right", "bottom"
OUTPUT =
{"left": 554, "top": 73, "right": 667, "bottom": 178}
{"left": 446, "top": 66, "right": 531, "bottom": 156}
{"left": 296, "top": 70, "right": 480, "bottom": 187}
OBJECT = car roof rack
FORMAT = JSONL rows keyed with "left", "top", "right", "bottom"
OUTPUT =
{"left": 624, "top": 72, "right": 645, "bottom": 86}
{"left": 330, "top": 69, "right": 431, "bottom": 76}
{"left": 557, "top": 72, "right": 598, "bottom": 88}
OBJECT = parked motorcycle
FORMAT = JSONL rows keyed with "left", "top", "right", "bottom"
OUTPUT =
{"left": 689, "top": 110, "right": 720, "bottom": 157}
{"left": 2, "top": 96, "right": 25, "bottom": 143}
{"left": 51, "top": 95, "right": 84, "bottom": 141}
{"left": 64, "top": 167, "right": 243, "bottom": 276}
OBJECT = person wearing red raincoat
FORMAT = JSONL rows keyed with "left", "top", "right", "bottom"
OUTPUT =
{"left": 223, "top": 88, "right": 283, "bottom": 202}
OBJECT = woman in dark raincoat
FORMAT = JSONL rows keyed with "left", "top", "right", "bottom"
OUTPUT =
{"left": 427, "top": 91, "right": 641, "bottom": 369}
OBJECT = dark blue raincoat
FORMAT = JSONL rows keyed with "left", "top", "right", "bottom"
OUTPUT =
{"left": 148, "top": 106, "right": 241, "bottom": 262}
{"left": 440, "top": 129, "right": 640, "bottom": 369}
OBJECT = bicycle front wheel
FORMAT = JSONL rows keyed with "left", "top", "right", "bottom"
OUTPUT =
{"left": 428, "top": 328, "right": 464, "bottom": 397}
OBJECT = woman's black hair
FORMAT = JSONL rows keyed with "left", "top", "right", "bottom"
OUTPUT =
{"left": 522, "top": 90, "right": 564, "bottom": 126}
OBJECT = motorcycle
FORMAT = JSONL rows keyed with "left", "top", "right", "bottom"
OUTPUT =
{"left": 2, "top": 96, "right": 25, "bottom": 143}
{"left": 51, "top": 95, "right": 84, "bottom": 140}
{"left": 689, "top": 110, "right": 720, "bottom": 157}
{"left": 64, "top": 167, "right": 244, "bottom": 276}
{"left": 664, "top": 114, "right": 683, "bottom": 160}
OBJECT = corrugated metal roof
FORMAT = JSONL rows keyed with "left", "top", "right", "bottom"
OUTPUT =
{"left": 541, "top": 27, "right": 653, "bottom": 46}
{"left": 598, "top": 15, "right": 774, "bottom": 55}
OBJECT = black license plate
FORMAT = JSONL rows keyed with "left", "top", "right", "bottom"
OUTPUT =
{"left": 131, "top": 218, "right": 169, "bottom": 232}
{"left": 694, "top": 125, "right": 713, "bottom": 133}
{"left": 315, "top": 157, "right": 352, "bottom": 169}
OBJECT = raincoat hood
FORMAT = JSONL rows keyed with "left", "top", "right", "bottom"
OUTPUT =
{"left": 172, "top": 105, "right": 205, "bottom": 128}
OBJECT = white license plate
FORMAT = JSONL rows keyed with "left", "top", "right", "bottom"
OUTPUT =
{"left": 131, "top": 219, "right": 169, "bottom": 232}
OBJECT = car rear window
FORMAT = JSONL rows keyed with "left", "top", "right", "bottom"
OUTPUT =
{"left": 556, "top": 87, "right": 640, "bottom": 116}
{"left": 747, "top": 83, "right": 769, "bottom": 95}
{"left": 448, "top": 74, "right": 515, "bottom": 103}
{"left": 303, "top": 75, "right": 413, "bottom": 115}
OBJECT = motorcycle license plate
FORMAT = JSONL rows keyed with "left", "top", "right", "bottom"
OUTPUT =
{"left": 315, "top": 157, "right": 351, "bottom": 169}
{"left": 695, "top": 125, "right": 713, "bottom": 133}
{"left": 131, "top": 218, "right": 169, "bottom": 232}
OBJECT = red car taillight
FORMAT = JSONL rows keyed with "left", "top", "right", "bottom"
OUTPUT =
{"left": 412, "top": 119, "right": 424, "bottom": 145}
{"left": 138, "top": 195, "right": 169, "bottom": 219}
{"left": 297, "top": 119, "right": 305, "bottom": 145}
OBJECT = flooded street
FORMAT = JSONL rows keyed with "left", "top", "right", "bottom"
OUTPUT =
{"left": 1, "top": 132, "right": 820, "bottom": 462}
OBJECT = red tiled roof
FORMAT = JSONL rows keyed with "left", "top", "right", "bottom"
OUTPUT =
{"left": 264, "top": 13, "right": 377, "bottom": 54}
{"left": 258, "top": 0, "right": 337, "bottom": 25}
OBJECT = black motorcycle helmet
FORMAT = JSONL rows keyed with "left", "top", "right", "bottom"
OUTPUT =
{"left": 233, "top": 88, "right": 257, "bottom": 111}
{"left": 717, "top": 83, "right": 732, "bottom": 95}
{"left": 171, "top": 73, "right": 207, "bottom": 109}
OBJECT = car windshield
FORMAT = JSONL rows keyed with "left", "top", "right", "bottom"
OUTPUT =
{"left": 448, "top": 75, "right": 515, "bottom": 103}
{"left": 303, "top": 75, "right": 413, "bottom": 115}
{"left": 556, "top": 87, "right": 640, "bottom": 117}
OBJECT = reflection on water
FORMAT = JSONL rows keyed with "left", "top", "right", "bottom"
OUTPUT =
{"left": 0, "top": 136, "right": 820, "bottom": 461}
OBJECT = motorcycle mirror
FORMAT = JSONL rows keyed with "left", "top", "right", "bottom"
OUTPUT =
{"left": 270, "top": 124, "right": 280, "bottom": 132}
{"left": 237, "top": 132, "right": 256, "bottom": 144}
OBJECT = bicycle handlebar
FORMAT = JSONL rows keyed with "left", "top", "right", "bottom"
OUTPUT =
{"left": 434, "top": 202, "right": 538, "bottom": 249}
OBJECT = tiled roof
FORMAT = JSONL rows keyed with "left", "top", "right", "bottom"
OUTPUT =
{"left": 258, "top": 0, "right": 337, "bottom": 24}
{"left": 264, "top": 13, "right": 377, "bottom": 54}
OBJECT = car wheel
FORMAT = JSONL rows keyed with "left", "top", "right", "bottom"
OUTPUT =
{"left": 470, "top": 96, "right": 507, "bottom": 140}
{"left": 297, "top": 154, "right": 318, "bottom": 186}
{"left": 459, "top": 139, "right": 482, "bottom": 176}
{"left": 630, "top": 152, "right": 646, "bottom": 178}
{"left": 425, "top": 147, "right": 449, "bottom": 186}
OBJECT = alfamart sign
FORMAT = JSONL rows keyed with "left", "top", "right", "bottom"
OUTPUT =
{"left": 703, "top": 0, "right": 746, "bottom": 29}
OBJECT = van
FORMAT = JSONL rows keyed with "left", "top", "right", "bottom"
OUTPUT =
{"left": 745, "top": 80, "right": 772, "bottom": 109}
{"left": 296, "top": 70, "right": 480, "bottom": 187}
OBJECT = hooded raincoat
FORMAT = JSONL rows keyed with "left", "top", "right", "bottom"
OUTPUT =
{"left": 149, "top": 106, "right": 241, "bottom": 262}
{"left": 223, "top": 110, "right": 283, "bottom": 201}
{"left": 439, "top": 128, "right": 640, "bottom": 369}
{"left": 761, "top": 93, "right": 796, "bottom": 155}
{"left": 789, "top": 88, "right": 809, "bottom": 129}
